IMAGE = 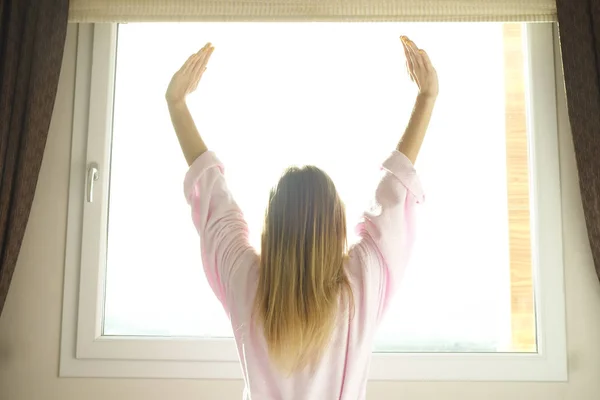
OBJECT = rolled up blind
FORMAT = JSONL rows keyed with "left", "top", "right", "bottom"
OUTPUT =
{"left": 69, "top": 0, "right": 557, "bottom": 23}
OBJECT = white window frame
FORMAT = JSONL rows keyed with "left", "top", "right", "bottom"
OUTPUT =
{"left": 60, "top": 22, "right": 567, "bottom": 381}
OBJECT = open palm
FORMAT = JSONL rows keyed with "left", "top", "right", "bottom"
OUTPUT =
{"left": 165, "top": 43, "right": 214, "bottom": 104}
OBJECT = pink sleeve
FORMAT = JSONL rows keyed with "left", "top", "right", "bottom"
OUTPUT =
{"left": 352, "top": 150, "right": 424, "bottom": 320}
{"left": 183, "top": 151, "right": 252, "bottom": 313}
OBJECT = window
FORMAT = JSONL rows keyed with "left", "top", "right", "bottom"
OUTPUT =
{"left": 61, "top": 22, "right": 567, "bottom": 381}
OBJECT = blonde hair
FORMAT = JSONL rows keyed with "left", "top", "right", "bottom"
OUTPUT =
{"left": 254, "top": 165, "right": 352, "bottom": 373}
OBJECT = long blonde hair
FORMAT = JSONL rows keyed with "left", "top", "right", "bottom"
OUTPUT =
{"left": 254, "top": 165, "right": 352, "bottom": 373}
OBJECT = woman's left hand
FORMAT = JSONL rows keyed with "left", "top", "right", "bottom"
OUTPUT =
{"left": 401, "top": 36, "right": 438, "bottom": 99}
{"left": 166, "top": 43, "right": 214, "bottom": 105}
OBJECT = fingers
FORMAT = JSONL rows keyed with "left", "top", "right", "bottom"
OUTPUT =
{"left": 408, "top": 39, "right": 424, "bottom": 69}
{"left": 401, "top": 36, "right": 416, "bottom": 77}
{"left": 401, "top": 36, "right": 433, "bottom": 73}
{"left": 182, "top": 43, "right": 213, "bottom": 74}
{"left": 405, "top": 60, "right": 414, "bottom": 82}
{"left": 402, "top": 37, "right": 422, "bottom": 68}
{"left": 189, "top": 45, "right": 213, "bottom": 85}
{"left": 196, "top": 44, "right": 215, "bottom": 72}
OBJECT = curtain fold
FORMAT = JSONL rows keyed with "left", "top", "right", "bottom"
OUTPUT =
{"left": 69, "top": 0, "right": 557, "bottom": 22}
{"left": 556, "top": 0, "right": 600, "bottom": 279}
{"left": 0, "top": 0, "right": 69, "bottom": 315}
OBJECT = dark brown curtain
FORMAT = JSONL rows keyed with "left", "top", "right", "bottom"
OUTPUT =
{"left": 557, "top": 0, "right": 600, "bottom": 279}
{"left": 0, "top": 0, "right": 69, "bottom": 315}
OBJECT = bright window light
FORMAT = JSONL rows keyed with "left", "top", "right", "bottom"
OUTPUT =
{"left": 103, "top": 22, "right": 535, "bottom": 353}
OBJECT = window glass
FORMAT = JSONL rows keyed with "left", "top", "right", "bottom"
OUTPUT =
{"left": 103, "top": 22, "right": 535, "bottom": 353}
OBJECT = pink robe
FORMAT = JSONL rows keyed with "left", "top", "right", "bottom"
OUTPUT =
{"left": 184, "top": 150, "right": 423, "bottom": 399}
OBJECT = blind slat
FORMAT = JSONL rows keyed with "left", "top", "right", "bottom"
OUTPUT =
{"left": 68, "top": 0, "right": 557, "bottom": 23}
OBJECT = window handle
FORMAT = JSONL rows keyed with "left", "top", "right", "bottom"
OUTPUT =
{"left": 86, "top": 163, "right": 99, "bottom": 203}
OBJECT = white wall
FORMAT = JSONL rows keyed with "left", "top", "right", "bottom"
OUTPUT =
{"left": 1, "top": 24, "right": 600, "bottom": 400}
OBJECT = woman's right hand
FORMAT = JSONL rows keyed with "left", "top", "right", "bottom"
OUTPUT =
{"left": 166, "top": 43, "right": 215, "bottom": 105}
{"left": 401, "top": 36, "right": 438, "bottom": 99}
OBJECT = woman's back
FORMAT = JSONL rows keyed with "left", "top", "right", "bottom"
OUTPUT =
{"left": 226, "top": 253, "right": 371, "bottom": 400}
{"left": 183, "top": 150, "right": 423, "bottom": 400}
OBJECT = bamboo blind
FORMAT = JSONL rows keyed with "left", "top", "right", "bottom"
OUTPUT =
{"left": 69, "top": 0, "right": 557, "bottom": 23}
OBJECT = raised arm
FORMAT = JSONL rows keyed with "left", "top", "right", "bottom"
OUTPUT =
{"left": 166, "top": 43, "right": 214, "bottom": 165}
{"left": 166, "top": 44, "right": 253, "bottom": 312}
{"left": 396, "top": 36, "right": 438, "bottom": 163}
{"left": 352, "top": 37, "right": 437, "bottom": 321}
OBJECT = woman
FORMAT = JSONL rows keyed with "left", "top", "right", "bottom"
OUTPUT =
{"left": 166, "top": 36, "right": 437, "bottom": 400}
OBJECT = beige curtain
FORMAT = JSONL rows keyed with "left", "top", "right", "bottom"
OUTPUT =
{"left": 69, "top": 0, "right": 556, "bottom": 22}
